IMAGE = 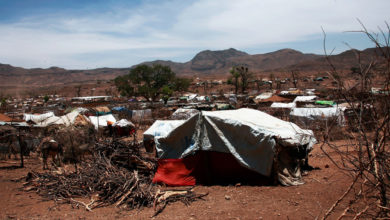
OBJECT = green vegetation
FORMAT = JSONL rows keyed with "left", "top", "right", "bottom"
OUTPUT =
{"left": 229, "top": 65, "right": 251, "bottom": 94}
{"left": 43, "top": 95, "right": 50, "bottom": 103}
{"left": 114, "top": 64, "right": 191, "bottom": 101}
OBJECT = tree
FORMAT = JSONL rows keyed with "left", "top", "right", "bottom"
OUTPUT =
{"left": 229, "top": 65, "right": 251, "bottom": 94}
{"left": 43, "top": 95, "right": 49, "bottom": 103}
{"left": 290, "top": 70, "right": 299, "bottom": 88}
{"left": 114, "top": 64, "right": 190, "bottom": 101}
{"left": 229, "top": 67, "right": 240, "bottom": 94}
{"left": 173, "top": 77, "right": 192, "bottom": 93}
{"left": 75, "top": 85, "right": 82, "bottom": 97}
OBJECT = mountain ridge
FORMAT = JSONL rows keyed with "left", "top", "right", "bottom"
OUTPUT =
{"left": 0, "top": 47, "right": 383, "bottom": 89}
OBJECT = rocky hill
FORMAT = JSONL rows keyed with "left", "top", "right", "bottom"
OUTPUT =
{"left": 0, "top": 47, "right": 384, "bottom": 90}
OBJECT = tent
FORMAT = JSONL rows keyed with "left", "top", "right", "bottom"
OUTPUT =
{"left": 144, "top": 120, "right": 186, "bottom": 142}
{"left": 89, "top": 114, "right": 117, "bottom": 130}
{"left": 254, "top": 92, "right": 273, "bottom": 101}
{"left": 290, "top": 107, "right": 346, "bottom": 126}
{"left": 131, "top": 109, "right": 152, "bottom": 122}
{"left": 258, "top": 95, "right": 291, "bottom": 103}
{"left": 111, "top": 119, "right": 135, "bottom": 136}
{"left": 293, "top": 95, "right": 317, "bottom": 103}
{"left": 170, "top": 108, "right": 199, "bottom": 120}
{"left": 24, "top": 112, "right": 54, "bottom": 124}
{"left": 149, "top": 108, "right": 316, "bottom": 186}
{"left": 34, "top": 108, "right": 90, "bottom": 127}
{"left": 270, "top": 102, "right": 296, "bottom": 108}
{"left": 143, "top": 120, "right": 186, "bottom": 153}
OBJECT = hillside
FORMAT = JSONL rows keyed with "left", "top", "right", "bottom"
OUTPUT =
{"left": 0, "top": 47, "right": 384, "bottom": 92}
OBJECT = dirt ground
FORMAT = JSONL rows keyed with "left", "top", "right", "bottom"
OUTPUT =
{"left": 0, "top": 143, "right": 354, "bottom": 220}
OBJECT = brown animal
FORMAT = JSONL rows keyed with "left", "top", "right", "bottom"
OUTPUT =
{"left": 37, "top": 137, "right": 63, "bottom": 170}
{"left": 0, "top": 134, "right": 19, "bottom": 159}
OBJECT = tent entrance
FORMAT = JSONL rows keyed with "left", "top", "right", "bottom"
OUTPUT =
{"left": 153, "top": 151, "right": 273, "bottom": 186}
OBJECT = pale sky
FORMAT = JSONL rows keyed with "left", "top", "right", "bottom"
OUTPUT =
{"left": 0, "top": 0, "right": 388, "bottom": 69}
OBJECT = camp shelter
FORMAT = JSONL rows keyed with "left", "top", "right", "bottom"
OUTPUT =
{"left": 131, "top": 109, "right": 152, "bottom": 122}
{"left": 270, "top": 102, "right": 296, "bottom": 109}
{"left": 150, "top": 108, "right": 316, "bottom": 186}
{"left": 259, "top": 95, "right": 291, "bottom": 103}
{"left": 94, "top": 106, "right": 111, "bottom": 115}
{"left": 89, "top": 114, "right": 117, "bottom": 130}
{"left": 255, "top": 95, "right": 291, "bottom": 107}
{"left": 170, "top": 108, "right": 199, "bottom": 120}
{"left": 315, "top": 100, "right": 335, "bottom": 106}
{"left": 33, "top": 108, "right": 90, "bottom": 127}
{"left": 290, "top": 107, "right": 346, "bottom": 126}
{"left": 112, "top": 119, "right": 135, "bottom": 136}
{"left": 254, "top": 92, "right": 273, "bottom": 101}
{"left": 0, "top": 113, "right": 13, "bottom": 122}
{"left": 293, "top": 95, "right": 317, "bottom": 103}
{"left": 143, "top": 120, "right": 186, "bottom": 153}
{"left": 24, "top": 112, "right": 55, "bottom": 124}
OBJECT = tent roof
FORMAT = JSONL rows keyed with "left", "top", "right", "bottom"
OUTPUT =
{"left": 258, "top": 95, "right": 291, "bottom": 103}
{"left": 0, "top": 113, "right": 13, "bottom": 122}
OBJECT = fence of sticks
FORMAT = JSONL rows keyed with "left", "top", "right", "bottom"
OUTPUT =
{"left": 23, "top": 139, "right": 208, "bottom": 216}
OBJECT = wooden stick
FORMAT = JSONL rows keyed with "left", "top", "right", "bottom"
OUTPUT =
{"left": 70, "top": 198, "right": 93, "bottom": 212}
{"left": 321, "top": 174, "right": 359, "bottom": 220}
{"left": 115, "top": 170, "right": 138, "bottom": 207}
{"left": 352, "top": 205, "right": 369, "bottom": 220}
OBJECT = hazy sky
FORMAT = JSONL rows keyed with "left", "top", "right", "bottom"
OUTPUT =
{"left": 0, "top": 0, "right": 389, "bottom": 69}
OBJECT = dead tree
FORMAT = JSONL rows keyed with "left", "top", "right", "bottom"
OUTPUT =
{"left": 320, "top": 21, "right": 390, "bottom": 219}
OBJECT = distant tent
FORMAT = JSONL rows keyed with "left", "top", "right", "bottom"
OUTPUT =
{"left": 131, "top": 109, "right": 152, "bottom": 122}
{"left": 290, "top": 107, "right": 346, "bottom": 126}
{"left": 293, "top": 95, "right": 317, "bottom": 103}
{"left": 0, "top": 113, "right": 13, "bottom": 122}
{"left": 112, "top": 119, "right": 135, "bottom": 136}
{"left": 24, "top": 112, "right": 54, "bottom": 124}
{"left": 270, "top": 102, "right": 296, "bottom": 108}
{"left": 170, "top": 108, "right": 199, "bottom": 120}
{"left": 258, "top": 95, "right": 291, "bottom": 103}
{"left": 36, "top": 108, "right": 90, "bottom": 127}
{"left": 89, "top": 114, "right": 117, "bottom": 130}
{"left": 315, "top": 100, "right": 335, "bottom": 106}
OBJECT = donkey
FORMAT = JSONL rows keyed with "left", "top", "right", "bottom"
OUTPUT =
{"left": 37, "top": 137, "right": 63, "bottom": 170}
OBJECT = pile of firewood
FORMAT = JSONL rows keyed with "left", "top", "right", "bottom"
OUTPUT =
{"left": 23, "top": 139, "right": 207, "bottom": 216}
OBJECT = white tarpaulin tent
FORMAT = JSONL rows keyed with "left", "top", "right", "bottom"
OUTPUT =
{"left": 113, "top": 119, "right": 135, "bottom": 128}
{"left": 152, "top": 108, "right": 316, "bottom": 185}
{"left": 89, "top": 114, "right": 117, "bottom": 130}
{"left": 24, "top": 112, "right": 54, "bottom": 124}
{"left": 131, "top": 109, "right": 152, "bottom": 122}
{"left": 34, "top": 108, "right": 90, "bottom": 127}
{"left": 144, "top": 120, "right": 185, "bottom": 141}
{"left": 271, "top": 102, "right": 296, "bottom": 108}
{"left": 290, "top": 107, "right": 346, "bottom": 125}
{"left": 170, "top": 108, "right": 199, "bottom": 120}
{"left": 293, "top": 95, "right": 317, "bottom": 103}
{"left": 255, "top": 92, "right": 273, "bottom": 100}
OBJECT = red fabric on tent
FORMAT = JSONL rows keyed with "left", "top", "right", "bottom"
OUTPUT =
{"left": 153, "top": 151, "right": 270, "bottom": 186}
{"left": 152, "top": 157, "right": 197, "bottom": 186}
